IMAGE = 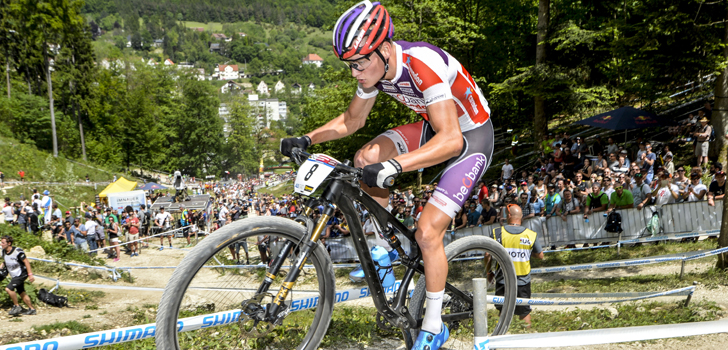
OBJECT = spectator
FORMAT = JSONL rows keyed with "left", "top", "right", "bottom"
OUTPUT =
{"left": 652, "top": 173, "right": 680, "bottom": 207}
{"left": 584, "top": 182, "right": 609, "bottom": 218}
{"left": 14, "top": 202, "right": 27, "bottom": 232}
{"left": 478, "top": 200, "right": 498, "bottom": 226}
{"left": 519, "top": 192, "right": 535, "bottom": 219}
{"left": 155, "top": 207, "right": 173, "bottom": 250}
{"left": 529, "top": 189, "right": 545, "bottom": 215}
{"left": 18, "top": 170, "right": 24, "bottom": 182}
{"left": 477, "top": 181, "right": 488, "bottom": 204}
{"left": 606, "top": 137, "right": 619, "bottom": 155}
{"left": 402, "top": 207, "right": 415, "bottom": 230}
{"left": 631, "top": 173, "right": 652, "bottom": 210}
{"left": 502, "top": 159, "right": 514, "bottom": 182}
{"left": 70, "top": 219, "right": 89, "bottom": 252}
{"left": 453, "top": 207, "right": 468, "bottom": 231}
{"left": 595, "top": 152, "right": 608, "bottom": 176}
{"left": 1, "top": 236, "right": 36, "bottom": 316}
{"left": 2, "top": 200, "right": 13, "bottom": 225}
{"left": 580, "top": 158, "right": 593, "bottom": 178}
{"left": 663, "top": 152, "right": 675, "bottom": 176}
{"left": 708, "top": 171, "right": 726, "bottom": 206}
{"left": 466, "top": 203, "right": 480, "bottom": 227}
{"left": 544, "top": 184, "right": 561, "bottom": 217}
{"left": 84, "top": 215, "right": 99, "bottom": 252}
{"left": 556, "top": 189, "right": 580, "bottom": 221}
{"left": 127, "top": 212, "right": 140, "bottom": 257}
{"left": 488, "top": 205, "right": 543, "bottom": 328}
{"left": 684, "top": 172, "right": 708, "bottom": 202}
{"left": 607, "top": 184, "right": 634, "bottom": 212}
{"left": 641, "top": 142, "right": 657, "bottom": 183}
{"left": 693, "top": 117, "right": 712, "bottom": 169}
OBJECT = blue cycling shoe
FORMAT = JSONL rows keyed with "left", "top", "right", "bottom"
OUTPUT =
{"left": 412, "top": 324, "right": 449, "bottom": 350}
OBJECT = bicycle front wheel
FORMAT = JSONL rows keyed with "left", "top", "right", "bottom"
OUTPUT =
{"left": 409, "top": 235, "right": 517, "bottom": 337}
{"left": 156, "top": 216, "right": 336, "bottom": 350}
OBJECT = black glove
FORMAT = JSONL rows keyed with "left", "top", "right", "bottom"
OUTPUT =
{"left": 280, "top": 136, "right": 312, "bottom": 157}
{"left": 362, "top": 159, "right": 402, "bottom": 189}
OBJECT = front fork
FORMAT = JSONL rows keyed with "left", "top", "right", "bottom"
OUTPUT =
{"left": 262, "top": 204, "right": 333, "bottom": 321}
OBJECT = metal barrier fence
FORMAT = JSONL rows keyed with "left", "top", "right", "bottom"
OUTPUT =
{"left": 325, "top": 200, "right": 723, "bottom": 262}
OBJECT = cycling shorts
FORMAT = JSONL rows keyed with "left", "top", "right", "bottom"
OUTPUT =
{"left": 379, "top": 120, "right": 494, "bottom": 218}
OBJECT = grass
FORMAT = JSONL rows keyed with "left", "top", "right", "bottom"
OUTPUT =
{"left": 181, "top": 21, "right": 224, "bottom": 31}
{"left": 32, "top": 320, "right": 93, "bottom": 335}
{"left": 0, "top": 135, "right": 124, "bottom": 183}
{"left": 256, "top": 180, "right": 294, "bottom": 198}
{"left": 533, "top": 267, "right": 728, "bottom": 293}
{"left": 533, "top": 239, "right": 719, "bottom": 268}
{"left": 55, "top": 287, "right": 106, "bottom": 305}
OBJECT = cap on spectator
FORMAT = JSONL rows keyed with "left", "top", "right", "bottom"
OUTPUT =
{"left": 576, "top": 136, "right": 581, "bottom": 140}
{"left": 506, "top": 185, "right": 513, "bottom": 191}
{"left": 491, "top": 184, "right": 497, "bottom": 188}
{"left": 65, "top": 211, "right": 71, "bottom": 214}
{"left": 43, "top": 190, "right": 50, "bottom": 195}
{"left": 520, "top": 181, "right": 527, "bottom": 186}
{"left": 620, "top": 150, "right": 628, "bottom": 154}
{"left": 665, "top": 152, "right": 673, "bottom": 158}
{"left": 105, "top": 207, "right": 111, "bottom": 212}
{"left": 699, "top": 116, "right": 709, "bottom": 122}
{"left": 717, "top": 171, "right": 726, "bottom": 176}
{"left": 547, "top": 183, "right": 555, "bottom": 188}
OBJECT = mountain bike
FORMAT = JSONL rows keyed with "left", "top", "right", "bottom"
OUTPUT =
{"left": 156, "top": 149, "right": 517, "bottom": 350}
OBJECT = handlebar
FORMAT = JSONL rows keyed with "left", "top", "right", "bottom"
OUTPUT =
{"left": 291, "top": 148, "right": 364, "bottom": 179}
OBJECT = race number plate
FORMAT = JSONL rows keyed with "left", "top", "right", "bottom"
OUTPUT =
{"left": 294, "top": 154, "right": 340, "bottom": 196}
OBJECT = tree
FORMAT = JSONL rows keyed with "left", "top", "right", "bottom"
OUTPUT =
{"left": 533, "top": 0, "right": 549, "bottom": 151}
{"left": 223, "top": 100, "right": 260, "bottom": 176}
{"left": 716, "top": 8, "right": 728, "bottom": 270}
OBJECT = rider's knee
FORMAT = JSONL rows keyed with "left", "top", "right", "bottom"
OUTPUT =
{"left": 416, "top": 221, "right": 445, "bottom": 251}
{"left": 354, "top": 146, "right": 380, "bottom": 168}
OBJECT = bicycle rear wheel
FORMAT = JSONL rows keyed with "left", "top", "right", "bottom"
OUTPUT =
{"left": 409, "top": 235, "right": 517, "bottom": 337}
{"left": 156, "top": 216, "right": 336, "bottom": 350}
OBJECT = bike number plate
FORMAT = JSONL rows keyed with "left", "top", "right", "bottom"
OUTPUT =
{"left": 294, "top": 154, "right": 339, "bottom": 196}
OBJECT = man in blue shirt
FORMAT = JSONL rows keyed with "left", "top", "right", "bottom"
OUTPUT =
{"left": 544, "top": 184, "right": 562, "bottom": 217}
{"left": 69, "top": 220, "right": 89, "bottom": 252}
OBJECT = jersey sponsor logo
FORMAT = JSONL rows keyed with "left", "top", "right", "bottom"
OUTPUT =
{"left": 520, "top": 237, "right": 532, "bottom": 246}
{"left": 405, "top": 57, "right": 424, "bottom": 86}
{"left": 453, "top": 154, "right": 487, "bottom": 202}
{"left": 464, "top": 87, "right": 479, "bottom": 114}
{"left": 382, "top": 84, "right": 398, "bottom": 93}
{"left": 395, "top": 141, "right": 406, "bottom": 154}
{"left": 392, "top": 94, "right": 427, "bottom": 111}
{"left": 426, "top": 93, "right": 447, "bottom": 105}
{"left": 401, "top": 87, "right": 415, "bottom": 95}
{"left": 398, "top": 81, "right": 411, "bottom": 88}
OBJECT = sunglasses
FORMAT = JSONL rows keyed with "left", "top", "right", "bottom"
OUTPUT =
{"left": 342, "top": 51, "right": 375, "bottom": 72}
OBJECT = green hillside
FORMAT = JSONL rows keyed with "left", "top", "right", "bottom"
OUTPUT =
{"left": 0, "top": 135, "right": 126, "bottom": 183}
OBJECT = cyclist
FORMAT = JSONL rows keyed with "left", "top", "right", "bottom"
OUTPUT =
{"left": 280, "top": 2, "right": 493, "bottom": 349}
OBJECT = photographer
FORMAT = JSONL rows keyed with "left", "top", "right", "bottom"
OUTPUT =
{"left": 1, "top": 236, "right": 37, "bottom": 316}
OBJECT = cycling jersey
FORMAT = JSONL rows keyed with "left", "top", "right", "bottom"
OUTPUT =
{"left": 356, "top": 41, "right": 491, "bottom": 132}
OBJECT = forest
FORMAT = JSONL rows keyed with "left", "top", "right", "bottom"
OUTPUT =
{"left": 1, "top": 0, "right": 728, "bottom": 177}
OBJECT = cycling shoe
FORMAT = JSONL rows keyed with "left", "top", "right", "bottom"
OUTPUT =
{"left": 411, "top": 324, "right": 449, "bottom": 350}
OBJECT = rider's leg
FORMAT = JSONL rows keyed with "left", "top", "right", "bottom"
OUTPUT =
{"left": 353, "top": 135, "right": 399, "bottom": 207}
{"left": 415, "top": 205, "right": 451, "bottom": 334}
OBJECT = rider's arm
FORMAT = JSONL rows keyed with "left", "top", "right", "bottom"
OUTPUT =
{"left": 390, "top": 100, "right": 463, "bottom": 172}
{"left": 305, "top": 95, "right": 376, "bottom": 144}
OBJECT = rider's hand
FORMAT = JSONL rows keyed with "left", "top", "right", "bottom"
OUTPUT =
{"left": 279, "top": 136, "right": 311, "bottom": 157}
{"left": 362, "top": 159, "right": 402, "bottom": 188}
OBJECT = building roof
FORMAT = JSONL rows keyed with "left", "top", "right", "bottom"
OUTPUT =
{"left": 164, "top": 58, "right": 175, "bottom": 65}
{"left": 219, "top": 64, "right": 239, "bottom": 72}
{"left": 211, "top": 33, "right": 228, "bottom": 40}
{"left": 192, "top": 27, "right": 205, "bottom": 32}
{"left": 303, "top": 53, "right": 323, "bottom": 62}
{"left": 210, "top": 43, "right": 220, "bottom": 49}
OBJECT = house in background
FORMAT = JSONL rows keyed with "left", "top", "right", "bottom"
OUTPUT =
{"left": 216, "top": 64, "right": 239, "bottom": 80}
{"left": 195, "top": 68, "right": 206, "bottom": 81}
{"left": 220, "top": 80, "right": 243, "bottom": 94}
{"left": 211, "top": 33, "right": 231, "bottom": 42}
{"left": 238, "top": 32, "right": 247, "bottom": 38}
{"left": 257, "top": 81, "right": 269, "bottom": 96}
{"left": 153, "top": 39, "right": 164, "bottom": 47}
{"left": 302, "top": 53, "right": 323, "bottom": 68}
{"left": 274, "top": 80, "right": 285, "bottom": 94}
{"left": 291, "top": 83, "right": 302, "bottom": 95}
{"left": 210, "top": 43, "right": 221, "bottom": 53}
{"left": 164, "top": 58, "right": 175, "bottom": 66}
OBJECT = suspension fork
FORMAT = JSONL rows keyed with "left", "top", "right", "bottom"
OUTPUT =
{"left": 265, "top": 204, "right": 333, "bottom": 319}
{"left": 256, "top": 204, "right": 316, "bottom": 295}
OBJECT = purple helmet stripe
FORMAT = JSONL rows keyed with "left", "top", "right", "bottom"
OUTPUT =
{"left": 339, "top": 6, "right": 365, "bottom": 54}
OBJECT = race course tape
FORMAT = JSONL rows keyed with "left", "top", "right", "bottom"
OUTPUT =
{"left": 87, "top": 226, "right": 191, "bottom": 253}
{"left": 618, "top": 229, "right": 721, "bottom": 244}
{"left": 530, "top": 246, "right": 728, "bottom": 274}
{"left": 1, "top": 281, "right": 413, "bottom": 350}
{"left": 487, "top": 318, "right": 728, "bottom": 348}
{"left": 488, "top": 286, "right": 695, "bottom": 306}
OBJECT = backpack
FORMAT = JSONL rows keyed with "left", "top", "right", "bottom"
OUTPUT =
{"left": 588, "top": 193, "right": 606, "bottom": 210}
{"left": 38, "top": 288, "right": 69, "bottom": 308}
{"left": 646, "top": 211, "right": 660, "bottom": 236}
{"left": 708, "top": 125, "right": 716, "bottom": 142}
{"left": 604, "top": 211, "right": 623, "bottom": 233}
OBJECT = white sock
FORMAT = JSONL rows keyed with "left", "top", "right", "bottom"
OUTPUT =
{"left": 421, "top": 289, "right": 444, "bottom": 334}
